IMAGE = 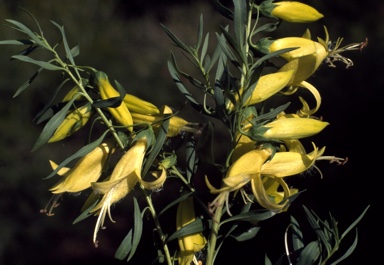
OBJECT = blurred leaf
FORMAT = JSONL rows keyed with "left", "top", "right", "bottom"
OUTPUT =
{"left": 0, "top": 39, "right": 34, "bottom": 45}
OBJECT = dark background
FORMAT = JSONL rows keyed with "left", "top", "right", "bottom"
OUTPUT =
{"left": 0, "top": 0, "right": 382, "bottom": 264}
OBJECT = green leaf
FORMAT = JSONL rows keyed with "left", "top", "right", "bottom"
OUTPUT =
{"left": 13, "top": 67, "right": 43, "bottom": 98}
{"left": 127, "top": 196, "right": 143, "bottom": 262}
{"left": 33, "top": 78, "right": 71, "bottom": 123}
{"left": 115, "top": 229, "right": 133, "bottom": 260}
{"left": 32, "top": 98, "right": 76, "bottom": 152}
{"left": 141, "top": 116, "right": 169, "bottom": 177}
{"left": 0, "top": 39, "right": 34, "bottom": 45}
{"left": 303, "top": 205, "right": 332, "bottom": 255}
{"left": 166, "top": 218, "right": 204, "bottom": 243}
{"left": 195, "top": 14, "right": 204, "bottom": 51}
{"left": 185, "top": 137, "right": 197, "bottom": 183}
{"left": 220, "top": 209, "right": 276, "bottom": 225}
{"left": 340, "top": 205, "right": 370, "bottom": 240}
{"left": 51, "top": 20, "right": 76, "bottom": 66}
{"left": 330, "top": 230, "right": 359, "bottom": 265}
{"left": 160, "top": 23, "right": 193, "bottom": 55}
{"left": 296, "top": 241, "right": 321, "bottom": 265}
{"left": 201, "top": 33, "right": 210, "bottom": 67}
{"left": 5, "top": 19, "right": 47, "bottom": 48}
{"left": 289, "top": 216, "right": 305, "bottom": 252}
{"left": 233, "top": 0, "right": 246, "bottom": 49}
{"left": 11, "top": 55, "right": 63, "bottom": 70}
{"left": 230, "top": 226, "right": 261, "bottom": 242}
{"left": 72, "top": 199, "right": 99, "bottom": 224}
{"left": 167, "top": 57, "right": 199, "bottom": 107}
{"left": 158, "top": 191, "right": 194, "bottom": 217}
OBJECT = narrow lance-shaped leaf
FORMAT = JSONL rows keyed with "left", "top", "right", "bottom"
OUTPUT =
{"left": 51, "top": 20, "right": 76, "bottom": 66}
{"left": 5, "top": 19, "right": 47, "bottom": 48}
{"left": 127, "top": 196, "right": 143, "bottom": 262}
{"left": 13, "top": 67, "right": 43, "bottom": 98}
{"left": 12, "top": 55, "right": 63, "bottom": 71}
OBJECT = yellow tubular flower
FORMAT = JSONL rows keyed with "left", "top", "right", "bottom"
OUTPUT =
{"left": 269, "top": 37, "right": 327, "bottom": 61}
{"left": 123, "top": 93, "right": 160, "bottom": 115}
{"left": 176, "top": 197, "right": 207, "bottom": 265}
{"left": 90, "top": 137, "right": 148, "bottom": 243}
{"left": 49, "top": 140, "right": 114, "bottom": 194}
{"left": 269, "top": 1, "right": 324, "bottom": 23}
{"left": 278, "top": 42, "right": 328, "bottom": 85}
{"left": 261, "top": 143, "right": 326, "bottom": 178}
{"left": 206, "top": 148, "right": 272, "bottom": 194}
{"left": 94, "top": 71, "right": 133, "bottom": 131}
{"left": 48, "top": 103, "right": 93, "bottom": 143}
{"left": 262, "top": 114, "right": 329, "bottom": 140}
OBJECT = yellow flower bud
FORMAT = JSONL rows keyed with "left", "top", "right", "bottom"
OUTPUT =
{"left": 269, "top": 37, "right": 328, "bottom": 61}
{"left": 227, "top": 71, "right": 294, "bottom": 111}
{"left": 48, "top": 103, "right": 93, "bottom": 143}
{"left": 176, "top": 197, "right": 207, "bottom": 265}
{"left": 266, "top": 1, "right": 324, "bottom": 23}
{"left": 123, "top": 93, "right": 160, "bottom": 115}
{"left": 49, "top": 140, "right": 114, "bottom": 194}
{"left": 94, "top": 71, "right": 133, "bottom": 131}
{"left": 61, "top": 85, "right": 84, "bottom": 102}
{"left": 131, "top": 106, "right": 193, "bottom": 137}
{"left": 262, "top": 114, "right": 329, "bottom": 139}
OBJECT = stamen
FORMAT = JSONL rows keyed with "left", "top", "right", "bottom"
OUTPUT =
{"left": 40, "top": 194, "right": 63, "bottom": 216}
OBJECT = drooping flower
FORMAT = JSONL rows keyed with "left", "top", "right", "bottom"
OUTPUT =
{"left": 90, "top": 137, "right": 148, "bottom": 244}
{"left": 176, "top": 197, "right": 207, "bottom": 265}
{"left": 49, "top": 139, "right": 114, "bottom": 194}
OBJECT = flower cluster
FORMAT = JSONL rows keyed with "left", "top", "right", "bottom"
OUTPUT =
{"left": 1, "top": 1, "right": 369, "bottom": 264}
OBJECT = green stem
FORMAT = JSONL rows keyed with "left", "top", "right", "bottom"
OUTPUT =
{"left": 141, "top": 185, "right": 173, "bottom": 265}
{"left": 206, "top": 193, "right": 227, "bottom": 265}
